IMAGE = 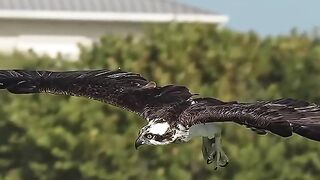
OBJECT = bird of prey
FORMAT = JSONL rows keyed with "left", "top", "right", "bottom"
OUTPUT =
{"left": 0, "top": 69, "right": 320, "bottom": 169}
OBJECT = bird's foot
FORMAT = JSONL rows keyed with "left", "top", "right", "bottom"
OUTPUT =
{"left": 202, "top": 136, "right": 229, "bottom": 170}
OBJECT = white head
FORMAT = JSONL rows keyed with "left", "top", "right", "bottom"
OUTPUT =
{"left": 135, "top": 118, "right": 181, "bottom": 148}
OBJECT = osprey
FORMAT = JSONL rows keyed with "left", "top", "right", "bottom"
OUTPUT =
{"left": 0, "top": 69, "right": 320, "bottom": 169}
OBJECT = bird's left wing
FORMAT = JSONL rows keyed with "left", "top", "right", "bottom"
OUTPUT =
{"left": 179, "top": 98, "right": 320, "bottom": 141}
{"left": 0, "top": 70, "right": 193, "bottom": 117}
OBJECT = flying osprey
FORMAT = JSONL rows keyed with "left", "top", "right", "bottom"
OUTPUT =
{"left": 0, "top": 69, "right": 319, "bottom": 169}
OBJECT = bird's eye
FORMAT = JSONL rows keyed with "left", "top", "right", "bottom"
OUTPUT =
{"left": 146, "top": 134, "right": 153, "bottom": 139}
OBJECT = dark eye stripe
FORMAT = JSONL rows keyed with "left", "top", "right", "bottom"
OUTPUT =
{"left": 154, "top": 132, "right": 173, "bottom": 142}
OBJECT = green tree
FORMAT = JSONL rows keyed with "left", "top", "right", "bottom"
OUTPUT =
{"left": 0, "top": 24, "right": 320, "bottom": 180}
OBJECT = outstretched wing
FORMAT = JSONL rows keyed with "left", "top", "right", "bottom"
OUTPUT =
{"left": 180, "top": 98, "right": 320, "bottom": 141}
{"left": 0, "top": 70, "right": 193, "bottom": 118}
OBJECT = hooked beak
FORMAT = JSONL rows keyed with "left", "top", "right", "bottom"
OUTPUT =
{"left": 135, "top": 137, "right": 145, "bottom": 150}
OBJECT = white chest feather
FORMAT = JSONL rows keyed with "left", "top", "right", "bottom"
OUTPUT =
{"left": 148, "top": 122, "right": 170, "bottom": 135}
{"left": 188, "top": 122, "right": 221, "bottom": 139}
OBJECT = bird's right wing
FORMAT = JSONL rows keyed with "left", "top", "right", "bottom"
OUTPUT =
{"left": 180, "top": 98, "right": 320, "bottom": 141}
{"left": 0, "top": 70, "right": 193, "bottom": 118}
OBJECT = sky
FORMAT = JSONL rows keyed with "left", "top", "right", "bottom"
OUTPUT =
{"left": 180, "top": 0, "right": 320, "bottom": 36}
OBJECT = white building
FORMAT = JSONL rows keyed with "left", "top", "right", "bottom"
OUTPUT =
{"left": 0, "top": 0, "right": 228, "bottom": 60}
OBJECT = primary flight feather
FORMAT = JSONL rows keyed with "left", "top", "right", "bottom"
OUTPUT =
{"left": 0, "top": 69, "right": 319, "bottom": 169}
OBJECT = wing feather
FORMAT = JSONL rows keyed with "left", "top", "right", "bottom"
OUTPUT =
{"left": 0, "top": 69, "right": 193, "bottom": 118}
{"left": 180, "top": 98, "right": 320, "bottom": 141}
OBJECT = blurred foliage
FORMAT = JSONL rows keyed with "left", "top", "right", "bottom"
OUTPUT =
{"left": 0, "top": 24, "right": 320, "bottom": 180}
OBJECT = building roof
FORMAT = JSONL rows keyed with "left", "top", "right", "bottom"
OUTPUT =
{"left": 0, "top": 0, "right": 228, "bottom": 23}
{"left": 1, "top": 0, "right": 213, "bottom": 14}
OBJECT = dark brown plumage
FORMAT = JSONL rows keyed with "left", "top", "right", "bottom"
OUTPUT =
{"left": 179, "top": 98, "right": 320, "bottom": 141}
{"left": 0, "top": 69, "right": 320, "bottom": 142}
{"left": 0, "top": 69, "right": 192, "bottom": 120}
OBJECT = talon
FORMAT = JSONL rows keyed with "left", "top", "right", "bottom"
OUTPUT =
{"left": 220, "top": 161, "right": 229, "bottom": 167}
{"left": 213, "top": 152, "right": 217, "bottom": 158}
{"left": 210, "top": 152, "right": 216, "bottom": 159}
{"left": 202, "top": 136, "right": 229, "bottom": 170}
{"left": 206, "top": 154, "right": 214, "bottom": 164}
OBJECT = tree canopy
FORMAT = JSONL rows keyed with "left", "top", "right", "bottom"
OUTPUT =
{"left": 0, "top": 24, "right": 320, "bottom": 180}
